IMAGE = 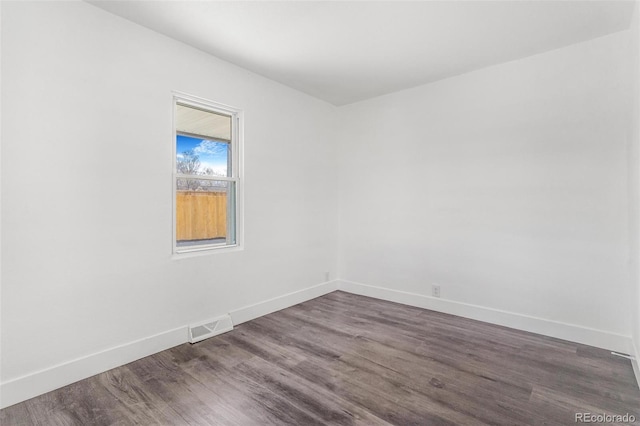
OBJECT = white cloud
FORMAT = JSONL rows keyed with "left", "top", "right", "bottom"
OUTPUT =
{"left": 193, "top": 140, "right": 227, "bottom": 156}
{"left": 199, "top": 160, "right": 227, "bottom": 176}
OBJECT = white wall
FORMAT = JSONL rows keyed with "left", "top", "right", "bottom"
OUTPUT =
{"left": 1, "top": 0, "right": 337, "bottom": 395}
{"left": 338, "top": 30, "right": 635, "bottom": 338}
{"left": 630, "top": 1, "right": 640, "bottom": 372}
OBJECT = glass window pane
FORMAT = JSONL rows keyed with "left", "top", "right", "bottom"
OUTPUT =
{"left": 176, "top": 135, "right": 229, "bottom": 177}
{"left": 176, "top": 179, "right": 236, "bottom": 248}
{"left": 175, "top": 102, "right": 232, "bottom": 177}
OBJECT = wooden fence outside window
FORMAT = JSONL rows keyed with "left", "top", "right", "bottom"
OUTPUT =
{"left": 176, "top": 190, "right": 227, "bottom": 241}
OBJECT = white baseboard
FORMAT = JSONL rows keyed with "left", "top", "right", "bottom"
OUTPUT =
{"left": 337, "top": 279, "right": 633, "bottom": 354}
{"left": 230, "top": 280, "right": 339, "bottom": 325}
{"left": 1, "top": 278, "right": 633, "bottom": 409}
{"left": 0, "top": 326, "right": 188, "bottom": 409}
{"left": 631, "top": 340, "right": 640, "bottom": 390}
{"left": 0, "top": 280, "right": 339, "bottom": 409}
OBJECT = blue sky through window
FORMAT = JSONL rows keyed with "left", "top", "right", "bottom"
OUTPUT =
{"left": 176, "top": 135, "right": 228, "bottom": 176}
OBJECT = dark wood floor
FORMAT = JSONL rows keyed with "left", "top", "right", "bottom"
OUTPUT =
{"left": 2, "top": 291, "right": 639, "bottom": 425}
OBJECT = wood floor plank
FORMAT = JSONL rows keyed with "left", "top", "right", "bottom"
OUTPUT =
{"left": 0, "top": 400, "right": 33, "bottom": 426}
{"left": 222, "top": 323, "right": 464, "bottom": 425}
{"left": 2, "top": 290, "right": 639, "bottom": 425}
{"left": 166, "top": 344, "right": 327, "bottom": 426}
{"left": 233, "top": 356, "right": 392, "bottom": 426}
{"left": 258, "top": 310, "right": 535, "bottom": 424}
{"left": 98, "top": 365, "right": 195, "bottom": 425}
{"left": 127, "top": 350, "right": 240, "bottom": 425}
{"left": 291, "top": 293, "right": 640, "bottom": 406}
{"left": 228, "top": 314, "right": 521, "bottom": 425}
{"left": 19, "top": 374, "right": 134, "bottom": 426}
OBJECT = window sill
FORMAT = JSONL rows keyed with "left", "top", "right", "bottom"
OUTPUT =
{"left": 172, "top": 244, "right": 244, "bottom": 260}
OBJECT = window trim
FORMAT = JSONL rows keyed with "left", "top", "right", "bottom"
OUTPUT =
{"left": 171, "top": 91, "right": 244, "bottom": 256}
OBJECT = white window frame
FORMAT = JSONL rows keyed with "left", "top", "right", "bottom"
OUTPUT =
{"left": 172, "top": 91, "right": 243, "bottom": 256}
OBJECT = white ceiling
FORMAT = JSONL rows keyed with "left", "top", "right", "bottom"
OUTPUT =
{"left": 88, "top": 1, "right": 635, "bottom": 106}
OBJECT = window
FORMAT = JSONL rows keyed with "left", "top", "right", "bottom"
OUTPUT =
{"left": 173, "top": 93, "right": 242, "bottom": 254}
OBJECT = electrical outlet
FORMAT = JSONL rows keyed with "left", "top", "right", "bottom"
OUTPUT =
{"left": 432, "top": 285, "right": 441, "bottom": 298}
{"left": 325, "top": 272, "right": 330, "bottom": 282}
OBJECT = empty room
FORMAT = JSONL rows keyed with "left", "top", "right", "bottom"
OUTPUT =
{"left": 1, "top": 0, "right": 640, "bottom": 424}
